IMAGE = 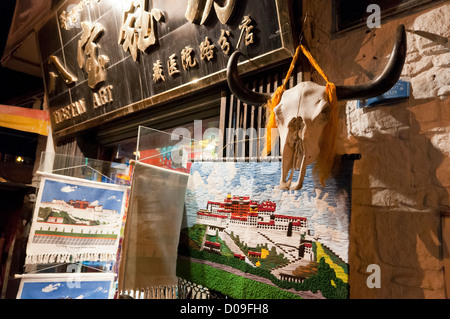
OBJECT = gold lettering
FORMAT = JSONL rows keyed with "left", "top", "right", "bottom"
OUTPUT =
{"left": 78, "top": 21, "right": 109, "bottom": 89}
{"left": 237, "top": 15, "right": 254, "bottom": 47}
{"left": 185, "top": 0, "right": 236, "bottom": 25}
{"left": 93, "top": 85, "right": 113, "bottom": 108}
{"left": 75, "top": 99, "right": 87, "bottom": 114}
{"left": 52, "top": 99, "right": 87, "bottom": 124}
{"left": 53, "top": 111, "right": 61, "bottom": 124}
{"left": 199, "top": 37, "right": 215, "bottom": 61}
{"left": 71, "top": 103, "right": 78, "bottom": 117}
{"left": 167, "top": 54, "right": 181, "bottom": 77}
{"left": 99, "top": 88, "right": 109, "bottom": 104}
{"left": 106, "top": 85, "right": 113, "bottom": 102}
{"left": 181, "top": 46, "right": 198, "bottom": 71}
{"left": 153, "top": 60, "right": 165, "bottom": 82}
{"left": 119, "top": 1, "right": 165, "bottom": 62}
{"left": 218, "top": 29, "right": 231, "bottom": 55}
{"left": 93, "top": 92, "right": 102, "bottom": 108}
{"left": 48, "top": 72, "right": 58, "bottom": 94}
{"left": 48, "top": 55, "right": 78, "bottom": 85}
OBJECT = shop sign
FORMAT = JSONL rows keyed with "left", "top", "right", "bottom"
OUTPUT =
{"left": 356, "top": 79, "right": 410, "bottom": 108}
{"left": 37, "top": 0, "right": 297, "bottom": 137}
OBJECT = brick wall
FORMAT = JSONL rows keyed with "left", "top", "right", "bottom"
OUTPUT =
{"left": 303, "top": 1, "right": 449, "bottom": 298}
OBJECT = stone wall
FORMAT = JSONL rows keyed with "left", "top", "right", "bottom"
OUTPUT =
{"left": 302, "top": 1, "right": 449, "bottom": 298}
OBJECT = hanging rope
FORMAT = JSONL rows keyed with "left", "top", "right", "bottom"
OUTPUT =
{"left": 262, "top": 44, "right": 302, "bottom": 156}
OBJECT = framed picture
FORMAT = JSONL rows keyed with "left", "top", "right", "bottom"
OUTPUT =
{"left": 17, "top": 273, "right": 115, "bottom": 299}
{"left": 26, "top": 173, "right": 128, "bottom": 264}
{"left": 177, "top": 159, "right": 356, "bottom": 299}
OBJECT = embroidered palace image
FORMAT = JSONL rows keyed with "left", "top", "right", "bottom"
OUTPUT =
{"left": 196, "top": 194, "right": 315, "bottom": 265}
{"left": 26, "top": 174, "right": 128, "bottom": 264}
{"left": 177, "top": 160, "right": 356, "bottom": 299}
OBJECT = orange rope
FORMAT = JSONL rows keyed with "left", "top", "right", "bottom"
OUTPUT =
{"left": 299, "top": 44, "right": 337, "bottom": 112}
{"left": 263, "top": 45, "right": 302, "bottom": 156}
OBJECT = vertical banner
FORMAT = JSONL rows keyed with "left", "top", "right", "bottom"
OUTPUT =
{"left": 119, "top": 162, "right": 190, "bottom": 298}
{"left": 177, "top": 158, "right": 356, "bottom": 299}
{"left": 25, "top": 173, "right": 128, "bottom": 264}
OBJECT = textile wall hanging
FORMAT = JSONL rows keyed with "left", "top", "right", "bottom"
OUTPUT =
{"left": 25, "top": 173, "right": 128, "bottom": 264}
{"left": 118, "top": 162, "right": 190, "bottom": 298}
{"left": 16, "top": 273, "right": 115, "bottom": 299}
{"left": 177, "top": 157, "right": 356, "bottom": 299}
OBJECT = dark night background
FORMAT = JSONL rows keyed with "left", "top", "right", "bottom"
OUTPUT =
{"left": 0, "top": 1, "right": 43, "bottom": 105}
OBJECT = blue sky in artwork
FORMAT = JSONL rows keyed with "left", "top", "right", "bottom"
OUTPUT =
{"left": 40, "top": 179, "right": 124, "bottom": 212}
{"left": 185, "top": 161, "right": 354, "bottom": 262}
{"left": 19, "top": 280, "right": 111, "bottom": 299}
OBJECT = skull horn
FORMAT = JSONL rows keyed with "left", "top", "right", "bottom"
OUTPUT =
{"left": 226, "top": 50, "right": 272, "bottom": 105}
{"left": 335, "top": 24, "right": 407, "bottom": 101}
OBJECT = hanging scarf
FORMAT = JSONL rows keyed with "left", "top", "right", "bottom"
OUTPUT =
{"left": 118, "top": 162, "right": 190, "bottom": 299}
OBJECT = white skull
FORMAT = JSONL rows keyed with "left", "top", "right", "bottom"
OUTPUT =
{"left": 227, "top": 25, "right": 406, "bottom": 190}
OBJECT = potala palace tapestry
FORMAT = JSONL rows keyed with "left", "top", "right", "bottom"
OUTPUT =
{"left": 25, "top": 173, "right": 128, "bottom": 264}
{"left": 177, "top": 158, "right": 355, "bottom": 299}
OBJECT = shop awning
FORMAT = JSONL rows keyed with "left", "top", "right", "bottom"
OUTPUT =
{"left": 1, "top": 0, "right": 52, "bottom": 77}
{"left": 0, "top": 104, "right": 49, "bottom": 136}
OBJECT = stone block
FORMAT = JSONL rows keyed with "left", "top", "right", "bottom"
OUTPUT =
{"left": 350, "top": 206, "right": 445, "bottom": 298}
{"left": 436, "top": 157, "right": 450, "bottom": 187}
{"left": 409, "top": 99, "right": 440, "bottom": 123}
{"left": 442, "top": 101, "right": 450, "bottom": 120}
{"left": 438, "top": 85, "right": 450, "bottom": 100}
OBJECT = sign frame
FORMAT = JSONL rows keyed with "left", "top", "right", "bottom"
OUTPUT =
{"left": 35, "top": 0, "right": 299, "bottom": 140}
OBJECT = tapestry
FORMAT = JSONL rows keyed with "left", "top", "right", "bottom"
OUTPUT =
{"left": 25, "top": 173, "right": 128, "bottom": 264}
{"left": 118, "top": 162, "right": 190, "bottom": 298}
{"left": 177, "top": 158, "right": 356, "bottom": 299}
{"left": 17, "top": 273, "right": 115, "bottom": 299}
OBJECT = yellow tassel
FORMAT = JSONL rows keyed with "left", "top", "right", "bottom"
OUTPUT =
{"left": 262, "top": 45, "right": 302, "bottom": 156}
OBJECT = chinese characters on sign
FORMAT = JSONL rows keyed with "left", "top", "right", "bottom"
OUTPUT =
{"left": 77, "top": 21, "right": 109, "bottom": 89}
{"left": 167, "top": 54, "right": 181, "bottom": 77}
{"left": 181, "top": 46, "right": 198, "bottom": 71}
{"left": 118, "top": 0, "right": 165, "bottom": 62}
{"left": 153, "top": 60, "right": 165, "bottom": 82}
{"left": 48, "top": 55, "right": 78, "bottom": 89}
{"left": 185, "top": 0, "right": 237, "bottom": 25}
{"left": 48, "top": 18, "right": 114, "bottom": 124}
{"left": 59, "top": 0, "right": 101, "bottom": 30}
{"left": 147, "top": 15, "right": 254, "bottom": 83}
{"left": 116, "top": 0, "right": 252, "bottom": 82}
{"left": 48, "top": 0, "right": 265, "bottom": 127}
{"left": 199, "top": 37, "right": 215, "bottom": 61}
{"left": 238, "top": 15, "right": 255, "bottom": 46}
{"left": 218, "top": 30, "right": 231, "bottom": 55}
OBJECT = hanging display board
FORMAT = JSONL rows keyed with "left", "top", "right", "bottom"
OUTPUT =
{"left": 177, "top": 158, "right": 356, "bottom": 299}
{"left": 25, "top": 172, "right": 128, "bottom": 264}
{"left": 118, "top": 161, "right": 190, "bottom": 298}
{"left": 36, "top": 0, "right": 298, "bottom": 139}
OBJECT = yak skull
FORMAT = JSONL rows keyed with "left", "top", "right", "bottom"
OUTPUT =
{"left": 274, "top": 82, "right": 330, "bottom": 190}
{"left": 227, "top": 25, "right": 407, "bottom": 190}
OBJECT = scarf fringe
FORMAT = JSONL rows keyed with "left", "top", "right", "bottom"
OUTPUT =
{"left": 25, "top": 253, "right": 116, "bottom": 264}
{"left": 119, "top": 285, "right": 179, "bottom": 299}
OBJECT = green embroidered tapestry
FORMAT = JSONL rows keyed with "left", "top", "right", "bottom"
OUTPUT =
{"left": 177, "top": 158, "right": 355, "bottom": 299}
